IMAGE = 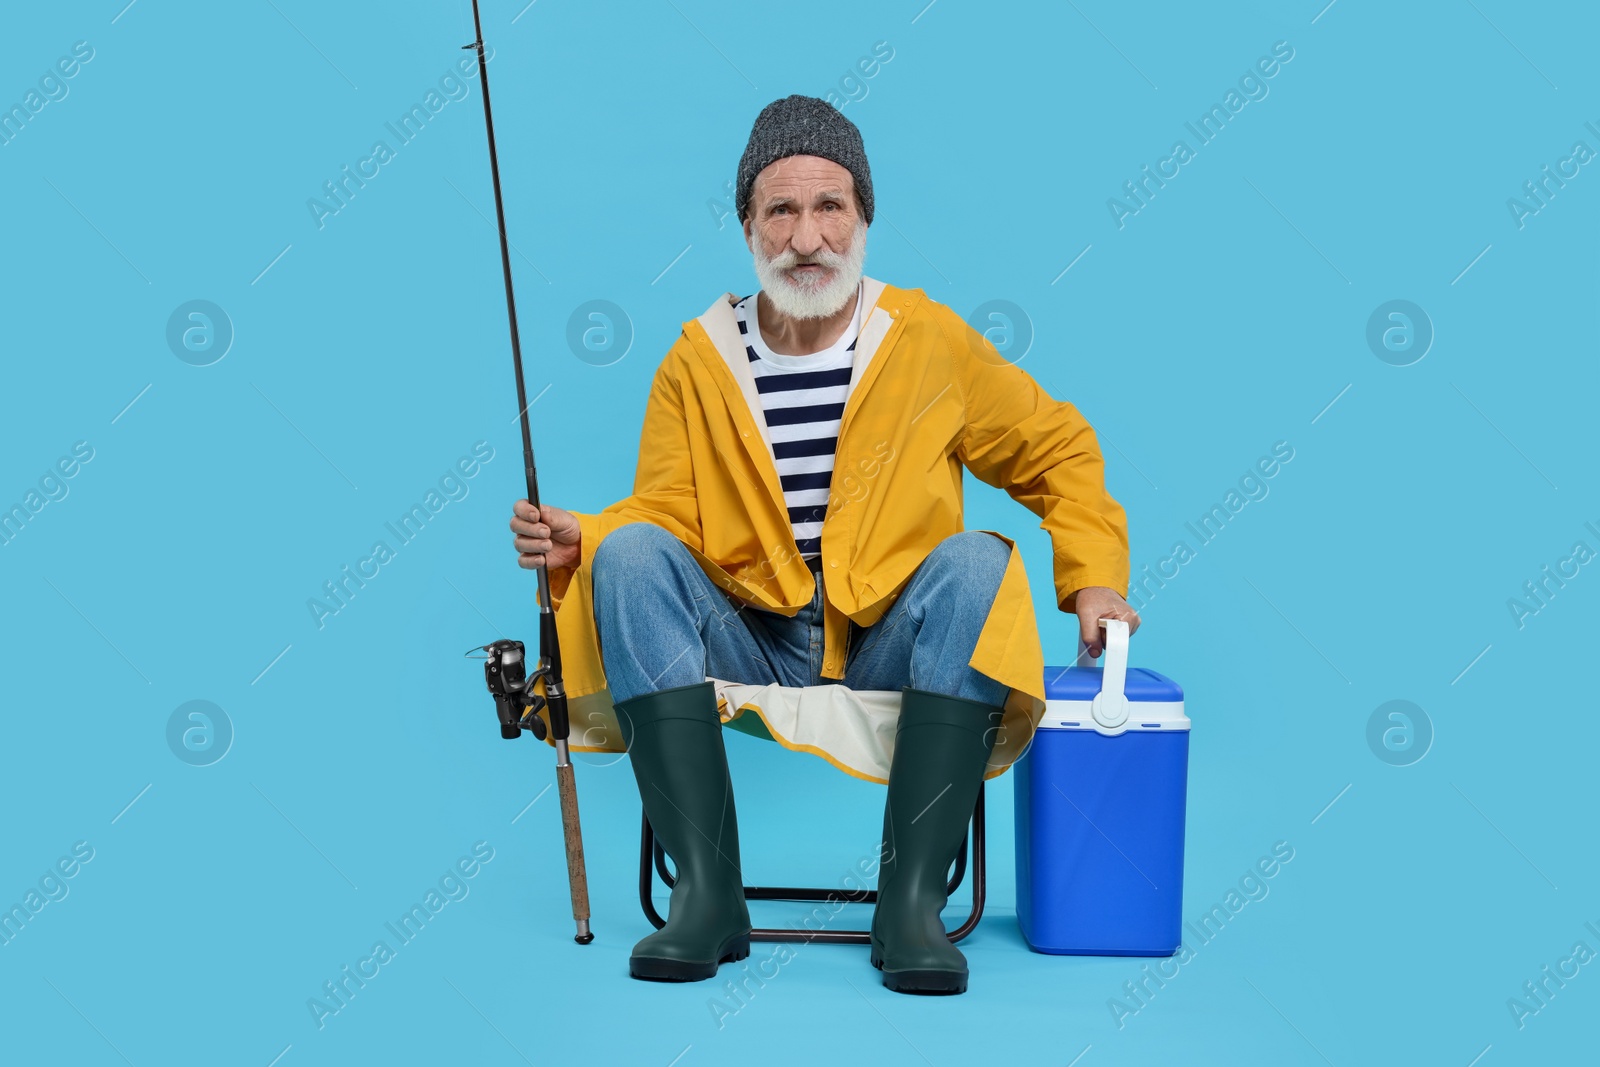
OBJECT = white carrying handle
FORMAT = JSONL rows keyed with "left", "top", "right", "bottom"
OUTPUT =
{"left": 1080, "top": 617, "right": 1131, "bottom": 731}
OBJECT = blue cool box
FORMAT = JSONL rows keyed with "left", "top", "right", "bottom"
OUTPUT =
{"left": 1014, "top": 646, "right": 1188, "bottom": 956}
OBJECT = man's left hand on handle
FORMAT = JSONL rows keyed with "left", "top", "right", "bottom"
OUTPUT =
{"left": 1072, "top": 586, "right": 1141, "bottom": 658}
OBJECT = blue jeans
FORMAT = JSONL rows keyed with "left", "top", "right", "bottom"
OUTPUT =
{"left": 590, "top": 522, "right": 1011, "bottom": 708}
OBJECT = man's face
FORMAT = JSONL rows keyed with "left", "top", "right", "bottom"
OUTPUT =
{"left": 744, "top": 155, "right": 868, "bottom": 321}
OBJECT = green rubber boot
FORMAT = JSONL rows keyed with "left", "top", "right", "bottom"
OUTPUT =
{"left": 616, "top": 680, "right": 752, "bottom": 982}
{"left": 869, "top": 686, "right": 1002, "bottom": 995}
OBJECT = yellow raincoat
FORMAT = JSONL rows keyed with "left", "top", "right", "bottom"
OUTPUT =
{"left": 532, "top": 275, "right": 1129, "bottom": 782}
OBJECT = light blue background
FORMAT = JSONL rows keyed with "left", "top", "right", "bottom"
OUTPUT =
{"left": 2, "top": 1, "right": 1595, "bottom": 1064}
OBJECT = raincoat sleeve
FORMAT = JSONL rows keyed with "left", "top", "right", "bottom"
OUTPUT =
{"left": 948, "top": 317, "right": 1130, "bottom": 615}
{"left": 546, "top": 354, "right": 701, "bottom": 609}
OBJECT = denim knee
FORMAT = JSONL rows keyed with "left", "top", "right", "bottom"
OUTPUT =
{"left": 923, "top": 531, "right": 1010, "bottom": 599}
{"left": 591, "top": 521, "right": 684, "bottom": 585}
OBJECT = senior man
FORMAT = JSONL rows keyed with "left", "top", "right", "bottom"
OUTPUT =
{"left": 509, "top": 95, "right": 1139, "bottom": 995}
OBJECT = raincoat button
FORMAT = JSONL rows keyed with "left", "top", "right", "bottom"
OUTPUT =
{"left": 830, "top": 560, "right": 838, "bottom": 568}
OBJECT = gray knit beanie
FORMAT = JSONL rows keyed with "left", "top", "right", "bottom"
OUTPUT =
{"left": 735, "top": 95, "right": 874, "bottom": 226}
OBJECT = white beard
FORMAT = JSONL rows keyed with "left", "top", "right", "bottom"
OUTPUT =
{"left": 751, "top": 217, "right": 868, "bottom": 321}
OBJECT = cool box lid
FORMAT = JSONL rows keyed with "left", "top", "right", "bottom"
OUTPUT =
{"left": 1038, "top": 621, "right": 1187, "bottom": 735}
{"left": 1044, "top": 665, "right": 1185, "bottom": 703}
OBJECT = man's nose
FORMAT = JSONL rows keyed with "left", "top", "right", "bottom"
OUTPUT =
{"left": 790, "top": 210, "right": 826, "bottom": 258}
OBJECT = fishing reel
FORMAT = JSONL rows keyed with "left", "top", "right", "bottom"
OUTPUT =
{"left": 470, "top": 638, "right": 547, "bottom": 740}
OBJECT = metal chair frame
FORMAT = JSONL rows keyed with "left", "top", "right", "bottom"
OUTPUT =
{"left": 638, "top": 782, "right": 986, "bottom": 945}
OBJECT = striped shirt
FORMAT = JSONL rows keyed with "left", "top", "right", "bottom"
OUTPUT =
{"left": 734, "top": 284, "right": 863, "bottom": 562}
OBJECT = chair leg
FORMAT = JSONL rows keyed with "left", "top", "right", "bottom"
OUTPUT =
{"left": 638, "top": 809, "right": 669, "bottom": 932}
{"left": 640, "top": 783, "right": 986, "bottom": 945}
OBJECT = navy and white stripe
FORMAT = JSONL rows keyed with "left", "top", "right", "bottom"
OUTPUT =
{"left": 734, "top": 287, "right": 862, "bottom": 561}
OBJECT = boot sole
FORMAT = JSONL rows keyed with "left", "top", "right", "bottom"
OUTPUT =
{"left": 870, "top": 946, "right": 968, "bottom": 995}
{"left": 630, "top": 933, "right": 751, "bottom": 982}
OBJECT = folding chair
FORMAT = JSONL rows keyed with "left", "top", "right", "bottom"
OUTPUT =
{"left": 638, "top": 712, "right": 987, "bottom": 945}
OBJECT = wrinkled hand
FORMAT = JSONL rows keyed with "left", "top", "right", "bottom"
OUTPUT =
{"left": 1072, "top": 586, "right": 1142, "bottom": 658}
{"left": 510, "top": 499, "right": 581, "bottom": 571}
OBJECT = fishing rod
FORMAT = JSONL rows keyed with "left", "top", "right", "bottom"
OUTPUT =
{"left": 462, "top": 0, "right": 593, "bottom": 946}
